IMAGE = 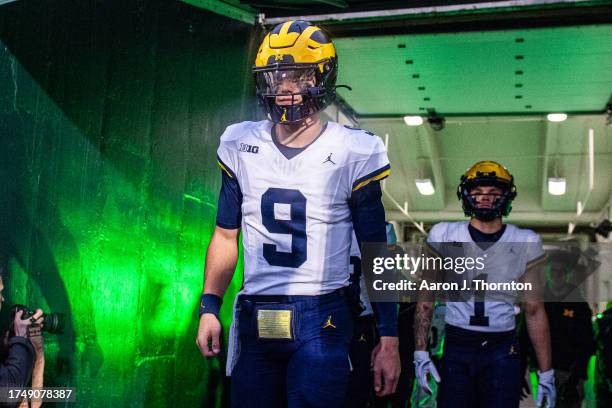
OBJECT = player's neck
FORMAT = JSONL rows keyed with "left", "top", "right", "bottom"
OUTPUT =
{"left": 469, "top": 217, "right": 504, "bottom": 234}
{"left": 273, "top": 114, "right": 324, "bottom": 148}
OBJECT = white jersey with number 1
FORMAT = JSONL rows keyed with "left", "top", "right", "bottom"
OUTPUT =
{"left": 426, "top": 221, "right": 545, "bottom": 332}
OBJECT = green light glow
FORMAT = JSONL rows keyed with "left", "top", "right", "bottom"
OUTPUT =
{"left": 0, "top": 1, "right": 257, "bottom": 405}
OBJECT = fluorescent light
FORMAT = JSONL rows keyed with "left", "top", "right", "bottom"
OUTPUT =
{"left": 415, "top": 179, "right": 435, "bottom": 195}
{"left": 548, "top": 177, "right": 566, "bottom": 195}
{"left": 547, "top": 113, "right": 567, "bottom": 122}
{"left": 588, "top": 128, "right": 594, "bottom": 191}
{"left": 403, "top": 115, "right": 423, "bottom": 126}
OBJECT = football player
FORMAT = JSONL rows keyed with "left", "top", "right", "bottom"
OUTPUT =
{"left": 541, "top": 248, "right": 594, "bottom": 408}
{"left": 413, "top": 161, "right": 556, "bottom": 408}
{"left": 196, "top": 20, "right": 400, "bottom": 407}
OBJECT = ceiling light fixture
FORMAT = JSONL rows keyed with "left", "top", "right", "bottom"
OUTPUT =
{"left": 548, "top": 177, "right": 566, "bottom": 195}
{"left": 415, "top": 179, "right": 435, "bottom": 195}
{"left": 547, "top": 113, "right": 567, "bottom": 122}
{"left": 403, "top": 115, "right": 423, "bottom": 126}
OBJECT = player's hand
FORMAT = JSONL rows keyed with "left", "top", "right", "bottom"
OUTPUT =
{"left": 536, "top": 369, "right": 556, "bottom": 408}
{"left": 414, "top": 350, "right": 441, "bottom": 395}
{"left": 196, "top": 313, "right": 222, "bottom": 357}
{"left": 370, "top": 336, "right": 400, "bottom": 396}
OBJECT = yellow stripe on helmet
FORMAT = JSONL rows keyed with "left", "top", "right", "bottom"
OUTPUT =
{"left": 255, "top": 22, "right": 336, "bottom": 72}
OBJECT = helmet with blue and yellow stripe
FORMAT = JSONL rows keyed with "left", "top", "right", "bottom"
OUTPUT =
{"left": 457, "top": 161, "right": 517, "bottom": 220}
{"left": 253, "top": 20, "right": 337, "bottom": 124}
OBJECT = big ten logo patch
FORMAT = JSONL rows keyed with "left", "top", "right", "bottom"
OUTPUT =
{"left": 239, "top": 143, "right": 259, "bottom": 154}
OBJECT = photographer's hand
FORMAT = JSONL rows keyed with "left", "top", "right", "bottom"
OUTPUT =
{"left": 13, "top": 310, "right": 30, "bottom": 337}
{"left": 30, "top": 309, "right": 44, "bottom": 323}
{"left": 28, "top": 309, "right": 45, "bottom": 353}
{"left": 22, "top": 310, "right": 45, "bottom": 408}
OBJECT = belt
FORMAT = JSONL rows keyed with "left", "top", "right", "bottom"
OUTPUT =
{"left": 446, "top": 323, "right": 516, "bottom": 346}
{"left": 239, "top": 287, "right": 348, "bottom": 305}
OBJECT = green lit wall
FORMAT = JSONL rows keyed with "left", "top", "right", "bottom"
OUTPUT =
{"left": 0, "top": 0, "right": 257, "bottom": 406}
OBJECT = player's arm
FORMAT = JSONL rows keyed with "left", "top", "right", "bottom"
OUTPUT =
{"left": 350, "top": 180, "right": 398, "bottom": 338}
{"left": 413, "top": 292, "right": 440, "bottom": 394}
{"left": 523, "top": 298, "right": 555, "bottom": 407}
{"left": 349, "top": 180, "right": 400, "bottom": 396}
{"left": 414, "top": 300, "right": 434, "bottom": 351}
{"left": 524, "top": 300, "right": 551, "bottom": 371}
{"left": 413, "top": 237, "right": 441, "bottom": 394}
{"left": 203, "top": 227, "right": 240, "bottom": 297}
{"left": 415, "top": 238, "right": 440, "bottom": 351}
{"left": 196, "top": 226, "right": 239, "bottom": 357}
{"left": 522, "top": 257, "right": 552, "bottom": 372}
{"left": 196, "top": 166, "right": 242, "bottom": 358}
{"left": 522, "top": 256, "right": 556, "bottom": 407}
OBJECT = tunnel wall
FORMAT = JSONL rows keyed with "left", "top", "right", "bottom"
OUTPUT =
{"left": 0, "top": 0, "right": 258, "bottom": 405}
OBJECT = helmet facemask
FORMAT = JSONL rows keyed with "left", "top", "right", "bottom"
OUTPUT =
{"left": 253, "top": 59, "right": 337, "bottom": 124}
{"left": 458, "top": 179, "right": 516, "bottom": 221}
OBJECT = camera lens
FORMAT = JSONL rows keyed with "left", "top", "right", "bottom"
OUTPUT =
{"left": 42, "top": 313, "right": 66, "bottom": 334}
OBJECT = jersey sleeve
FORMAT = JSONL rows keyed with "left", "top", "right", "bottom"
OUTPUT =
{"left": 425, "top": 222, "right": 447, "bottom": 258}
{"left": 215, "top": 124, "right": 242, "bottom": 229}
{"left": 216, "top": 125, "right": 239, "bottom": 180}
{"left": 346, "top": 135, "right": 397, "bottom": 336}
{"left": 349, "top": 131, "right": 391, "bottom": 193}
{"left": 524, "top": 230, "right": 546, "bottom": 268}
{"left": 216, "top": 170, "right": 242, "bottom": 229}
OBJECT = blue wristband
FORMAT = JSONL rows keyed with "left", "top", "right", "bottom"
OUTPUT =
{"left": 199, "top": 294, "right": 222, "bottom": 317}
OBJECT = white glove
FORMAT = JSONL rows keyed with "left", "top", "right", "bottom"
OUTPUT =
{"left": 536, "top": 369, "right": 556, "bottom": 408}
{"left": 414, "top": 351, "right": 441, "bottom": 395}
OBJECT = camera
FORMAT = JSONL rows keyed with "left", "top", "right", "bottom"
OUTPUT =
{"left": 10, "top": 304, "right": 66, "bottom": 334}
{"left": 427, "top": 109, "right": 445, "bottom": 131}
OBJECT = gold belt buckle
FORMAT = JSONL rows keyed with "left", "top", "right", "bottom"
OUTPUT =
{"left": 257, "top": 309, "right": 294, "bottom": 340}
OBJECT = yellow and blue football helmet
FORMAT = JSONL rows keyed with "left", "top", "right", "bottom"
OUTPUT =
{"left": 457, "top": 161, "right": 517, "bottom": 220}
{"left": 253, "top": 20, "right": 337, "bottom": 124}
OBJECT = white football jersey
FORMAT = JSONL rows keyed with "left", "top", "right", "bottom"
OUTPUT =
{"left": 349, "top": 232, "right": 374, "bottom": 316}
{"left": 217, "top": 120, "right": 390, "bottom": 295}
{"left": 426, "top": 221, "right": 545, "bottom": 332}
